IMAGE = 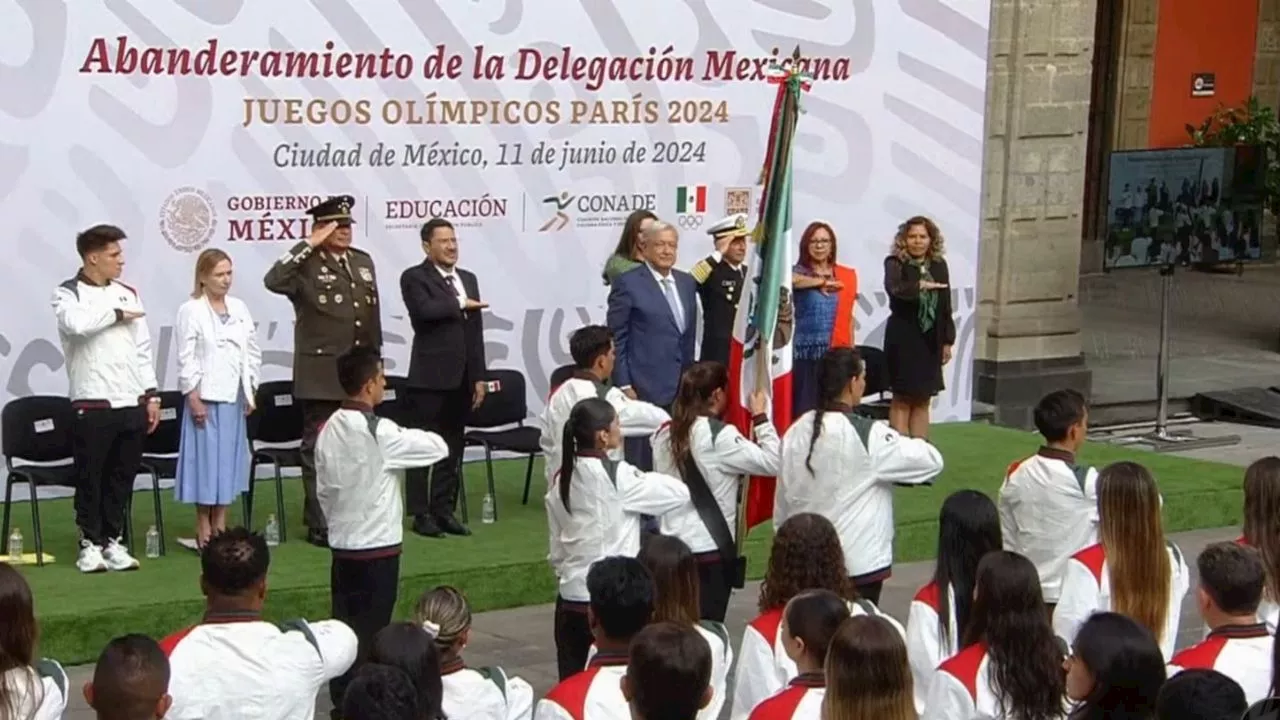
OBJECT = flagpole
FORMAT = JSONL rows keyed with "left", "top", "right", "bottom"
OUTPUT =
{"left": 735, "top": 46, "right": 808, "bottom": 557}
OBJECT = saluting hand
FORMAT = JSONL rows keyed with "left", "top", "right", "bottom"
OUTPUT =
{"left": 119, "top": 310, "right": 145, "bottom": 322}
{"left": 919, "top": 280, "right": 948, "bottom": 291}
{"left": 307, "top": 221, "right": 338, "bottom": 248}
{"left": 463, "top": 298, "right": 489, "bottom": 312}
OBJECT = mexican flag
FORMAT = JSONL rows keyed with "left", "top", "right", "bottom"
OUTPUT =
{"left": 675, "top": 185, "right": 707, "bottom": 213}
{"left": 725, "top": 60, "right": 807, "bottom": 533}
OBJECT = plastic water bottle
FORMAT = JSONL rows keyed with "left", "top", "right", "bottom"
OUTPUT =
{"left": 7, "top": 529, "right": 21, "bottom": 563}
{"left": 145, "top": 526, "right": 160, "bottom": 559}
{"left": 264, "top": 514, "right": 280, "bottom": 546}
{"left": 481, "top": 494, "right": 495, "bottom": 524}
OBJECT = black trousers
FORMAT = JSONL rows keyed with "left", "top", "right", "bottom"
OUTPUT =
{"left": 696, "top": 554, "right": 734, "bottom": 623}
{"left": 554, "top": 596, "right": 593, "bottom": 681}
{"left": 72, "top": 405, "right": 146, "bottom": 547}
{"left": 854, "top": 579, "right": 884, "bottom": 605}
{"left": 405, "top": 386, "right": 469, "bottom": 519}
{"left": 300, "top": 400, "right": 341, "bottom": 532}
{"left": 329, "top": 553, "right": 401, "bottom": 712}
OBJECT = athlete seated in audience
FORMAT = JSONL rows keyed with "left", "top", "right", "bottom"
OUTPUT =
{"left": 823, "top": 615, "right": 917, "bottom": 720}
{"left": 539, "top": 324, "right": 669, "bottom": 485}
{"left": 413, "top": 585, "right": 534, "bottom": 720}
{"left": 161, "top": 528, "right": 358, "bottom": 720}
{"left": 1064, "top": 612, "right": 1165, "bottom": 719}
{"left": 586, "top": 535, "right": 731, "bottom": 719}
{"left": 1241, "top": 455, "right": 1280, "bottom": 632}
{"left": 622, "top": 622, "right": 713, "bottom": 720}
{"left": 1168, "top": 541, "right": 1274, "bottom": 705}
{"left": 747, "top": 590, "right": 850, "bottom": 720}
{"left": 999, "top": 389, "right": 1098, "bottom": 609}
{"left": 907, "top": 490, "right": 1001, "bottom": 713}
{"left": 654, "top": 361, "right": 781, "bottom": 622}
{"left": 731, "top": 513, "right": 904, "bottom": 720}
{"left": 342, "top": 664, "right": 421, "bottom": 720}
{"left": 1054, "top": 462, "right": 1189, "bottom": 660}
{"left": 923, "top": 551, "right": 1067, "bottom": 720}
{"left": 84, "top": 634, "right": 171, "bottom": 720}
{"left": 368, "top": 623, "right": 446, "bottom": 720}
{"left": 546, "top": 398, "right": 689, "bottom": 680}
{"left": 777, "top": 347, "right": 943, "bottom": 605}
{"left": 0, "top": 563, "right": 68, "bottom": 720}
{"left": 1155, "top": 669, "right": 1247, "bottom": 720}
{"left": 536, "top": 556, "right": 656, "bottom": 720}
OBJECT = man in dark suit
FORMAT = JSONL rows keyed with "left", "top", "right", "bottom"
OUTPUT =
{"left": 399, "top": 218, "right": 488, "bottom": 537}
{"left": 690, "top": 214, "right": 750, "bottom": 366}
{"left": 264, "top": 195, "right": 382, "bottom": 548}
{"left": 607, "top": 220, "right": 698, "bottom": 469}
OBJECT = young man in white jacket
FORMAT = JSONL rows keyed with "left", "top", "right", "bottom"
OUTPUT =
{"left": 316, "top": 347, "right": 448, "bottom": 716}
{"left": 51, "top": 224, "right": 160, "bottom": 573}
{"left": 998, "top": 389, "right": 1098, "bottom": 609}
{"left": 539, "top": 325, "right": 669, "bottom": 487}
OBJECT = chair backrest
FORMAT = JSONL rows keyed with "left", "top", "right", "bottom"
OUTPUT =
{"left": 144, "top": 390, "right": 185, "bottom": 455}
{"left": 548, "top": 364, "right": 576, "bottom": 394}
{"left": 377, "top": 374, "right": 413, "bottom": 427}
{"left": 467, "top": 369, "right": 528, "bottom": 428}
{"left": 856, "top": 345, "right": 889, "bottom": 396}
{"left": 249, "top": 381, "right": 305, "bottom": 444}
{"left": 1, "top": 396, "right": 76, "bottom": 464}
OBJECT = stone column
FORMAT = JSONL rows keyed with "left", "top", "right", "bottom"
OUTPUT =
{"left": 973, "top": 0, "right": 1098, "bottom": 428}
{"left": 1254, "top": 0, "right": 1280, "bottom": 257}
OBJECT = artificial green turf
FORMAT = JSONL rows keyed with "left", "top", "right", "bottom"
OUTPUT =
{"left": 20, "top": 422, "right": 1246, "bottom": 664}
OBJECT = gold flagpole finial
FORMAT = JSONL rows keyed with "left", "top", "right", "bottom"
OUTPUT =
{"left": 791, "top": 45, "right": 802, "bottom": 61}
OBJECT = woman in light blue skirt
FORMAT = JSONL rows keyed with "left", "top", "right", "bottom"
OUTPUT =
{"left": 175, "top": 249, "right": 261, "bottom": 548}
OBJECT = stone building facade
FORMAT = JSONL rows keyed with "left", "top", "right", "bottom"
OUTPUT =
{"left": 976, "top": 0, "right": 1280, "bottom": 427}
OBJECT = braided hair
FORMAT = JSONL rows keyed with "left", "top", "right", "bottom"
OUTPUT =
{"left": 805, "top": 348, "right": 864, "bottom": 474}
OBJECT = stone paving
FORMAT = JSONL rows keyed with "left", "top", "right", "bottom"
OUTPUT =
{"left": 56, "top": 420, "right": 1272, "bottom": 719}
{"left": 1081, "top": 265, "right": 1280, "bottom": 407}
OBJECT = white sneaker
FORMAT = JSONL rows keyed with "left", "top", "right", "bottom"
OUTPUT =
{"left": 101, "top": 539, "right": 140, "bottom": 571}
{"left": 76, "top": 541, "right": 107, "bottom": 574}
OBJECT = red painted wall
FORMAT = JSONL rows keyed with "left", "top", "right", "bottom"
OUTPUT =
{"left": 1147, "top": 0, "right": 1259, "bottom": 148}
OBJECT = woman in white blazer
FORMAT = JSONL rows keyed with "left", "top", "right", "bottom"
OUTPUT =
{"left": 175, "top": 249, "right": 261, "bottom": 548}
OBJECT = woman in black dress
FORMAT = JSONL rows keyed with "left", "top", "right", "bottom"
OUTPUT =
{"left": 884, "top": 216, "right": 955, "bottom": 438}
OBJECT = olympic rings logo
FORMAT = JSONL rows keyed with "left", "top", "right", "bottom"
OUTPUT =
{"left": 677, "top": 214, "right": 704, "bottom": 230}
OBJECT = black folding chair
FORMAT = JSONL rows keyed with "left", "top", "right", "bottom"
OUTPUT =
{"left": 463, "top": 370, "right": 542, "bottom": 518}
{"left": 855, "top": 345, "right": 891, "bottom": 419}
{"left": 548, "top": 364, "right": 576, "bottom": 393}
{"left": 376, "top": 375, "right": 415, "bottom": 428}
{"left": 244, "top": 381, "right": 303, "bottom": 541}
{"left": 134, "top": 391, "right": 181, "bottom": 556}
{"left": 1, "top": 396, "right": 78, "bottom": 567}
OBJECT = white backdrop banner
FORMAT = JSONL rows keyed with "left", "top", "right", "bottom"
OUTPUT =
{"left": 1, "top": 0, "right": 989, "bottom": 422}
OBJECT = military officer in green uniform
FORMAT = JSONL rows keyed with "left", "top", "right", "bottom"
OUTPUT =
{"left": 264, "top": 195, "right": 382, "bottom": 547}
{"left": 690, "top": 214, "right": 750, "bottom": 366}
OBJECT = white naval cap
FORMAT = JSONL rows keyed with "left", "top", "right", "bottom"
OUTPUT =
{"left": 706, "top": 213, "right": 750, "bottom": 240}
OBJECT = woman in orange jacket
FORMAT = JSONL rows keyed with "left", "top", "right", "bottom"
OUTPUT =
{"left": 790, "top": 221, "right": 858, "bottom": 417}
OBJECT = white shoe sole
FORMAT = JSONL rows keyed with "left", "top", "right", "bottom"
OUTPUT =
{"left": 105, "top": 560, "right": 140, "bottom": 572}
{"left": 77, "top": 562, "right": 108, "bottom": 574}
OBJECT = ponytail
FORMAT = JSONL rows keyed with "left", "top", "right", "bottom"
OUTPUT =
{"left": 805, "top": 347, "right": 865, "bottom": 474}
{"left": 557, "top": 397, "right": 618, "bottom": 514}
{"left": 558, "top": 421, "right": 578, "bottom": 514}
{"left": 668, "top": 362, "right": 729, "bottom": 471}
